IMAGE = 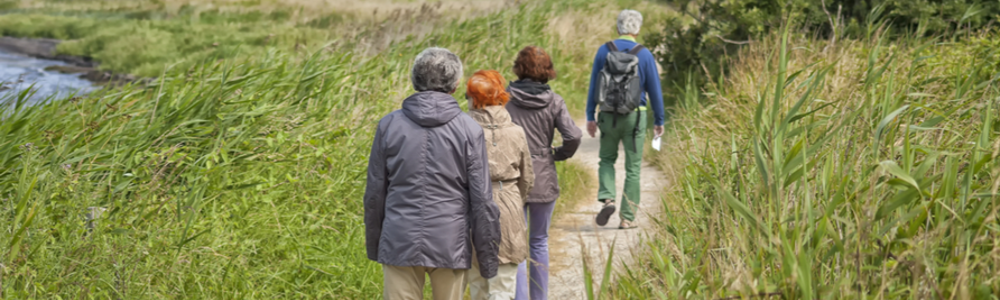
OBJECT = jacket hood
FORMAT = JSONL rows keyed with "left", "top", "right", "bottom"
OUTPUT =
{"left": 508, "top": 80, "right": 554, "bottom": 109}
{"left": 469, "top": 105, "right": 513, "bottom": 128}
{"left": 402, "top": 91, "right": 462, "bottom": 127}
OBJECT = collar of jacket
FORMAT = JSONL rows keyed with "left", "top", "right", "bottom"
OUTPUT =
{"left": 617, "top": 35, "right": 637, "bottom": 42}
{"left": 509, "top": 79, "right": 551, "bottom": 95}
{"left": 469, "top": 105, "right": 513, "bottom": 128}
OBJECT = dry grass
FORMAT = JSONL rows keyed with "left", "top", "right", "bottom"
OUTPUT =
{"left": 3, "top": 0, "right": 527, "bottom": 73}
{"left": 12, "top": 0, "right": 524, "bottom": 56}
{"left": 16, "top": 0, "right": 514, "bottom": 22}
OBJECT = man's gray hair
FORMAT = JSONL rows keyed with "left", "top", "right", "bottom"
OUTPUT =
{"left": 617, "top": 10, "right": 643, "bottom": 36}
{"left": 411, "top": 47, "right": 463, "bottom": 93}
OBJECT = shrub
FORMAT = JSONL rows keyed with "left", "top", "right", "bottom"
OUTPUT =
{"left": 647, "top": 0, "right": 1000, "bottom": 106}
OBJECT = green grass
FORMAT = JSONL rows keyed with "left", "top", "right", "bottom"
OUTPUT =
{"left": 554, "top": 160, "right": 598, "bottom": 217}
{"left": 0, "top": 12, "right": 335, "bottom": 77}
{"left": 0, "top": 0, "right": 664, "bottom": 107}
{"left": 614, "top": 23, "right": 1000, "bottom": 299}
{"left": 2, "top": 43, "right": 394, "bottom": 300}
{"left": 0, "top": 0, "right": 489, "bottom": 77}
{"left": 0, "top": 0, "right": 627, "bottom": 297}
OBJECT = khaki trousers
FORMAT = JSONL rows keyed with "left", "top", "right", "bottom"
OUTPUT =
{"left": 383, "top": 265, "right": 467, "bottom": 300}
{"left": 467, "top": 263, "right": 519, "bottom": 300}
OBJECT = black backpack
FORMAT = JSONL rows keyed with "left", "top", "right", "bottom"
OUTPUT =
{"left": 596, "top": 41, "right": 645, "bottom": 115}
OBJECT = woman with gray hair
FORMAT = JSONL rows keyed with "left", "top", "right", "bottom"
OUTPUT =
{"left": 364, "top": 47, "right": 501, "bottom": 300}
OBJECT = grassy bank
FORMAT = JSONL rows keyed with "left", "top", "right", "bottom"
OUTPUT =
{"left": 0, "top": 0, "right": 512, "bottom": 77}
{"left": 554, "top": 159, "right": 599, "bottom": 217}
{"left": 0, "top": 0, "right": 641, "bottom": 297}
{"left": 0, "top": 0, "right": 669, "bottom": 111}
{"left": 614, "top": 26, "right": 999, "bottom": 298}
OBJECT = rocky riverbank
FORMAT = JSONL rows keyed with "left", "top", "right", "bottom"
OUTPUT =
{"left": 0, "top": 36, "right": 138, "bottom": 85}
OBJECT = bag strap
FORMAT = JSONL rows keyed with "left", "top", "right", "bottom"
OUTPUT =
{"left": 631, "top": 107, "right": 642, "bottom": 153}
{"left": 607, "top": 42, "right": 645, "bottom": 55}
{"left": 628, "top": 44, "right": 645, "bottom": 55}
{"left": 605, "top": 41, "right": 619, "bottom": 52}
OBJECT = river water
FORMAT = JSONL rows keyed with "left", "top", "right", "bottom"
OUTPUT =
{"left": 0, "top": 50, "right": 96, "bottom": 105}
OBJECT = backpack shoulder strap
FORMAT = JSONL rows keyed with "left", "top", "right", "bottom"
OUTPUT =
{"left": 628, "top": 44, "right": 646, "bottom": 55}
{"left": 605, "top": 41, "right": 619, "bottom": 52}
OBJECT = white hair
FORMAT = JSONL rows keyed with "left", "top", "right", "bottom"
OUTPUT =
{"left": 411, "top": 47, "right": 463, "bottom": 93}
{"left": 617, "top": 10, "right": 643, "bottom": 35}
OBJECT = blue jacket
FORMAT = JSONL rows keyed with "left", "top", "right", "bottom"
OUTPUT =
{"left": 585, "top": 38, "right": 665, "bottom": 126}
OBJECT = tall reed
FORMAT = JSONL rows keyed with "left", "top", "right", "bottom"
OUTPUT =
{"left": 0, "top": 0, "right": 608, "bottom": 297}
{"left": 615, "top": 23, "right": 999, "bottom": 299}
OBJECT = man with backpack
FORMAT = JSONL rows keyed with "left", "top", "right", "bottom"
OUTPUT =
{"left": 585, "top": 9, "right": 665, "bottom": 229}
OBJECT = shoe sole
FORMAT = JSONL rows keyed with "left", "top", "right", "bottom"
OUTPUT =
{"left": 595, "top": 204, "right": 615, "bottom": 226}
{"left": 618, "top": 225, "right": 638, "bottom": 230}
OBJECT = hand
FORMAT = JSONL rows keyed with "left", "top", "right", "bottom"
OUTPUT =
{"left": 587, "top": 121, "right": 598, "bottom": 138}
{"left": 653, "top": 125, "right": 664, "bottom": 138}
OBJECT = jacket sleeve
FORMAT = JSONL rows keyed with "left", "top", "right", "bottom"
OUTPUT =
{"left": 363, "top": 121, "right": 388, "bottom": 262}
{"left": 552, "top": 99, "right": 582, "bottom": 161}
{"left": 641, "top": 49, "right": 666, "bottom": 126}
{"left": 517, "top": 132, "right": 535, "bottom": 202}
{"left": 585, "top": 46, "right": 606, "bottom": 123}
{"left": 468, "top": 128, "right": 500, "bottom": 278}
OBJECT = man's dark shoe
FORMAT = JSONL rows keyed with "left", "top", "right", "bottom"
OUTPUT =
{"left": 595, "top": 200, "right": 616, "bottom": 226}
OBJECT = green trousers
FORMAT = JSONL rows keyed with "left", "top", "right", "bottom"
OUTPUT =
{"left": 597, "top": 110, "right": 646, "bottom": 222}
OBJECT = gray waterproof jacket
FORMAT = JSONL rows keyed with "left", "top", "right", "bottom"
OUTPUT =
{"left": 364, "top": 91, "right": 501, "bottom": 278}
{"left": 506, "top": 80, "right": 582, "bottom": 203}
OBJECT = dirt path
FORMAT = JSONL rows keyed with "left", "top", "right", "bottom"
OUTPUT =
{"left": 544, "top": 119, "right": 668, "bottom": 299}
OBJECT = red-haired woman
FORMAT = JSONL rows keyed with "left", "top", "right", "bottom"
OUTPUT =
{"left": 465, "top": 70, "right": 535, "bottom": 300}
{"left": 506, "top": 46, "right": 582, "bottom": 300}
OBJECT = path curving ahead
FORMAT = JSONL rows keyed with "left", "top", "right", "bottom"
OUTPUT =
{"left": 543, "top": 119, "right": 668, "bottom": 299}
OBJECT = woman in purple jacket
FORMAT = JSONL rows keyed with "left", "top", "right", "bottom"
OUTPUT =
{"left": 506, "top": 46, "right": 582, "bottom": 300}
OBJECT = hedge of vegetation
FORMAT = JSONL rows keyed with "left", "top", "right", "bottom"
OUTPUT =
{"left": 647, "top": 0, "right": 1000, "bottom": 106}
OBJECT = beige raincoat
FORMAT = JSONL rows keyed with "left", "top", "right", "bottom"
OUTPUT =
{"left": 469, "top": 105, "right": 535, "bottom": 264}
